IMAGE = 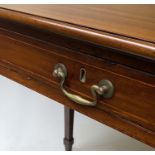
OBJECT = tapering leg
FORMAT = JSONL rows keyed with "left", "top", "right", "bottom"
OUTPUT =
{"left": 63, "top": 106, "right": 74, "bottom": 151}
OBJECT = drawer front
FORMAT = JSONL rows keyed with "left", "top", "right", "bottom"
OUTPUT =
{"left": 0, "top": 31, "right": 155, "bottom": 147}
{"left": 0, "top": 32, "right": 155, "bottom": 132}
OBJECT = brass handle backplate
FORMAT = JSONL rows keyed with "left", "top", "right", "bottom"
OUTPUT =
{"left": 53, "top": 63, "right": 114, "bottom": 106}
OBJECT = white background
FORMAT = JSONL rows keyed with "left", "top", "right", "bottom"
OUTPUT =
{"left": 0, "top": 76, "right": 154, "bottom": 151}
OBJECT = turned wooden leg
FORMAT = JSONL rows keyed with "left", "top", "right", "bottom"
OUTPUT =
{"left": 64, "top": 106, "right": 74, "bottom": 151}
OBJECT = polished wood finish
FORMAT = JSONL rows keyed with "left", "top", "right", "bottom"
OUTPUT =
{"left": 0, "top": 6, "right": 155, "bottom": 61}
{"left": 0, "top": 5, "right": 155, "bottom": 149}
{"left": 1, "top": 5, "right": 155, "bottom": 43}
{"left": 64, "top": 106, "right": 74, "bottom": 151}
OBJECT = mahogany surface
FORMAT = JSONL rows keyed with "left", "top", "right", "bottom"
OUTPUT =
{"left": 1, "top": 4, "right": 155, "bottom": 43}
{"left": 0, "top": 5, "right": 155, "bottom": 149}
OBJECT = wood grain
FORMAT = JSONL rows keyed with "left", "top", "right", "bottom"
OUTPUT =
{"left": 0, "top": 54, "right": 155, "bottom": 148}
{"left": 1, "top": 4, "right": 155, "bottom": 43}
{"left": 0, "top": 6, "right": 155, "bottom": 60}
{"left": 0, "top": 5, "right": 155, "bottom": 149}
{"left": 0, "top": 28, "right": 155, "bottom": 147}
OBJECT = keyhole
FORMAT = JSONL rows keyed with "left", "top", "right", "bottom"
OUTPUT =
{"left": 80, "top": 68, "right": 86, "bottom": 83}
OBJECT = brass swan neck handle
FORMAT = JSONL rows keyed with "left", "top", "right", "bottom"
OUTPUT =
{"left": 53, "top": 63, "right": 114, "bottom": 106}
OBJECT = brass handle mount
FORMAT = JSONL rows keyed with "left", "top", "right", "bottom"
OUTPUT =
{"left": 53, "top": 63, "right": 114, "bottom": 106}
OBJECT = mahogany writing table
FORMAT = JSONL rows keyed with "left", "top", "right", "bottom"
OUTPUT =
{"left": 0, "top": 5, "right": 155, "bottom": 150}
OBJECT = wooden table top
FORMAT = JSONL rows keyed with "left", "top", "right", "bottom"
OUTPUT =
{"left": 0, "top": 5, "right": 155, "bottom": 60}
